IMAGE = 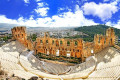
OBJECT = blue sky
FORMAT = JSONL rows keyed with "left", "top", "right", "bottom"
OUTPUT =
{"left": 0, "top": 0, "right": 120, "bottom": 28}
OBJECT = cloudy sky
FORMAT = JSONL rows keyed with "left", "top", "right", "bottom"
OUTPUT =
{"left": 0, "top": 0, "right": 120, "bottom": 28}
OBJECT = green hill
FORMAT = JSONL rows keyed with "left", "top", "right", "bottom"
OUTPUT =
{"left": 73, "top": 24, "right": 120, "bottom": 42}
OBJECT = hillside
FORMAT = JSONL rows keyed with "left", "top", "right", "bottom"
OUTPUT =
{"left": 73, "top": 24, "right": 120, "bottom": 41}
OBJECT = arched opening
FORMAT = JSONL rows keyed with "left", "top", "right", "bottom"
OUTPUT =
{"left": 56, "top": 40, "right": 59, "bottom": 46}
{"left": 40, "top": 40, "right": 43, "bottom": 44}
{"left": 22, "top": 34, "right": 23, "bottom": 37}
{"left": 60, "top": 40, "right": 63, "bottom": 45}
{"left": 110, "top": 38, "right": 112, "bottom": 45}
{"left": 52, "top": 40, "right": 54, "bottom": 45}
{"left": 67, "top": 41, "right": 70, "bottom": 46}
{"left": 46, "top": 40, "right": 48, "bottom": 44}
{"left": 98, "top": 37, "right": 101, "bottom": 43}
{"left": 75, "top": 41, "right": 78, "bottom": 46}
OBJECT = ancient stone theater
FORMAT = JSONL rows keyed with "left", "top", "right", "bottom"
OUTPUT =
{"left": 11, "top": 26, "right": 116, "bottom": 61}
{"left": 0, "top": 26, "right": 120, "bottom": 80}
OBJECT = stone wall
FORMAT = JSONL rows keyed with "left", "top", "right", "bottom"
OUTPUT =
{"left": 11, "top": 27, "right": 117, "bottom": 62}
{"left": 93, "top": 28, "right": 116, "bottom": 53}
{"left": 35, "top": 32, "right": 83, "bottom": 58}
{"left": 11, "top": 27, "right": 33, "bottom": 50}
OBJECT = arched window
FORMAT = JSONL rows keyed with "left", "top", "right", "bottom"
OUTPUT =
{"left": 22, "top": 34, "right": 23, "bottom": 37}
{"left": 52, "top": 40, "right": 54, "bottom": 44}
{"left": 60, "top": 40, "right": 63, "bottom": 44}
{"left": 21, "top": 27, "right": 23, "bottom": 30}
{"left": 15, "top": 28, "right": 16, "bottom": 31}
{"left": 98, "top": 37, "right": 101, "bottom": 43}
{"left": 40, "top": 40, "right": 43, "bottom": 43}
{"left": 104, "top": 37, "right": 106, "bottom": 44}
{"left": 56, "top": 40, "right": 59, "bottom": 46}
{"left": 104, "top": 40, "right": 106, "bottom": 44}
{"left": 75, "top": 41, "right": 78, "bottom": 46}
{"left": 67, "top": 41, "right": 70, "bottom": 46}
{"left": 46, "top": 40, "right": 48, "bottom": 44}
{"left": 73, "top": 49, "right": 75, "bottom": 52}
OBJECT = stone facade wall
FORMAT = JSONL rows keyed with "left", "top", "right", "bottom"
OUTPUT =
{"left": 93, "top": 28, "right": 116, "bottom": 53}
{"left": 11, "top": 27, "right": 33, "bottom": 50}
{"left": 11, "top": 27, "right": 117, "bottom": 62}
{"left": 35, "top": 32, "right": 83, "bottom": 58}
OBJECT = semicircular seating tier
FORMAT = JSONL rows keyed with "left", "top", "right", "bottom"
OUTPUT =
{"left": 0, "top": 41, "right": 120, "bottom": 80}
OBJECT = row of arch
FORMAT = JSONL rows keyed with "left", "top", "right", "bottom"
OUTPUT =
{"left": 39, "top": 39, "right": 82, "bottom": 46}
{"left": 95, "top": 34, "right": 114, "bottom": 46}
{"left": 36, "top": 48, "right": 82, "bottom": 58}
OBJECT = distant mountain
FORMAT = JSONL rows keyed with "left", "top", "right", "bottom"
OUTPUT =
{"left": 74, "top": 24, "right": 120, "bottom": 41}
{"left": 0, "top": 23, "right": 73, "bottom": 31}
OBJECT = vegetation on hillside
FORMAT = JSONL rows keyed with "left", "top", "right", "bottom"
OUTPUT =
{"left": 73, "top": 24, "right": 120, "bottom": 42}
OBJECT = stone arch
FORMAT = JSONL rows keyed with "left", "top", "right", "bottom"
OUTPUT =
{"left": 56, "top": 40, "right": 59, "bottom": 46}
{"left": 60, "top": 40, "right": 63, "bottom": 45}
{"left": 46, "top": 40, "right": 48, "bottom": 44}
{"left": 52, "top": 40, "right": 54, "bottom": 45}
{"left": 67, "top": 41, "right": 70, "bottom": 46}
{"left": 40, "top": 40, "right": 43, "bottom": 44}
{"left": 75, "top": 41, "right": 78, "bottom": 46}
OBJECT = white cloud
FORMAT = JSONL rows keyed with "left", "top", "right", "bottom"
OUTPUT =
{"left": 106, "top": 20, "right": 120, "bottom": 29}
{"left": 114, "top": 21, "right": 120, "bottom": 29}
{"left": 0, "top": 15, "right": 18, "bottom": 24}
{"left": 24, "top": 0, "right": 29, "bottom": 3}
{"left": 34, "top": 2, "right": 49, "bottom": 17}
{"left": 36, "top": 0, "right": 41, "bottom": 2}
{"left": 37, "top": 2, "right": 48, "bottom": 7}
{"left": 82, "top": 2, "right": 118, "bottom": 21}
{"left": 111, "top": 0, "right": 120, "bottom": 6}
{"left": 58, "top": 8, "right": 65, "bottom": 11}
{"left": 58, "top": 7, "right": 72, "bottom": 12}
{"left": 49, "top": 10, "right": 97, "bottom": 27}
{"left": 35, "top": 7, "right": 49, "bottom": 16}
{"left": 0, "top": 5, "right": 97, "bottom": 27}
{"left": 37, "top": 3, "right": 44, "bottom": 7}
{"left": 29, "top": 15, "right": 34, "bottom": 20}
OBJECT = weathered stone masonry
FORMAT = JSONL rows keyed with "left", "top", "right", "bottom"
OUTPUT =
{"left": 11, "top": 27, "right": 117, "bottom": 62}
{"left": 35, "top": 32, "right": 83, "bottom": 58}
{"left": 11, "top": 27, "right": 33, "bottom": 50}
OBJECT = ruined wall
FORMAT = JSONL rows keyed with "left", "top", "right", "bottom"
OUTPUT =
{"left": 82, "top": 42, "right": 94, "bottom": 61}
{"left": 93, "top": 28, "right": 116, "bottom": 53}
{"left": 34, "top": 32, "right": 83, "bottom": 58}
{"left": 11, "top": 27, "right": 33, "bottom": 50}
{"left": 11, "top": 27, "right": 117, "bottom": 62}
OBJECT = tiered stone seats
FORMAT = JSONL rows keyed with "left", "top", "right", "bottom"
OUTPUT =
{"left": 19, "top": 50, "right": 97, "bottom": 79}
{"left": 1, "top": 41, "right": 120, "bottom": 80}
{"left": 1, "top": 41, "right": 27, "bottom": 53}
{"left": 69, "top": 57, "right": 96, "bottom": 73}
{"left": 0, "top": 41, "right": 37, "bottom": 79}
{"left": 20, "top": 54, "right": 69, "bottom": 75}
{"left": 85, "top": 47, "right": 120, "bottom": 80}
{"left": 42, "top": 62, "right": 69, "bottom": 74}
